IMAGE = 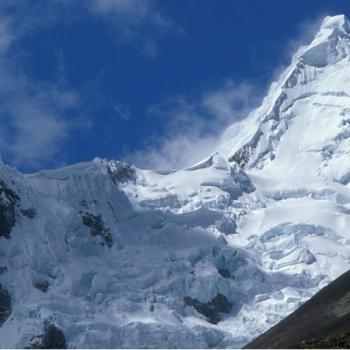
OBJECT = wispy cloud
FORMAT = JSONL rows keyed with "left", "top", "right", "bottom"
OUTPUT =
{"left": 86, "top": 0, "right": 179, "bottom": 57}
{"left": 133, "top": 15, "right": 327, "bottom": 171}
{"left": 0, "top": 84, "right": 80, "bottom": 167}
{"left": 112, "top": 103, "right": 131, "bottom": 121}
{"left": 259, "top": 14, "right": 327, "bottom": 89}
{"left": 126, "top": 80, "right": 262, "bottom": 170}
{"left": 0, "top": 0, "right": 181, "bottom": 169}
{"left": 0, "top": 1, "right": 83, "bottom": 169}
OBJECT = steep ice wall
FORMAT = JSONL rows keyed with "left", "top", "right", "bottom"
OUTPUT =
{"left": 220, "top": 15, "right": 350, "bottom": 183}
{"left": 0, "top": 157, "right": 260, "bottom": 348}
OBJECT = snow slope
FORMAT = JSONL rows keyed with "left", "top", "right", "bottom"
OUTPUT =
{"left": 1, "top": 14, "right": 350, "bottom": 348}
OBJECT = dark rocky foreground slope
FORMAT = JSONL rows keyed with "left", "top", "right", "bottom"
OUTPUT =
{"left": 245, "top": 269, "right": 350, "bottom": 349}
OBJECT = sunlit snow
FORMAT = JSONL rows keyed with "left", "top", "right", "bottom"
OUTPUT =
{"left": 1, "top": 14, "right": 350, "bottom": 348}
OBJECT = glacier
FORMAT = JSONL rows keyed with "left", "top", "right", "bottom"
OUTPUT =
{"left": 1, "top": 14, "right": 350, "bottom": 348}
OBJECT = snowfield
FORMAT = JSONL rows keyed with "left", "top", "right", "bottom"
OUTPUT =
{"left": 1, "top": 14, "right": 350, "bottom": 348}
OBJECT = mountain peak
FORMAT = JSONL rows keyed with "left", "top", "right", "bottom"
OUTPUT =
{"left": 297, "top": 14, "right": 350, "bottom": 68}
{"left": 320, "top": 14, "right": 349, "bottom": 33}
{"left": 220, "top": 15, "right": 350, "bottom": 178}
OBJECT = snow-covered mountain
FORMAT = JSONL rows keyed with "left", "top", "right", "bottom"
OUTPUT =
{"left": 1, "top": 14, "right": 350, "bottom": 348}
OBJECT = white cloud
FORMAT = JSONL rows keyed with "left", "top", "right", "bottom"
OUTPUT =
{"left": 126, "top": 80, "right": 262, "bottom": 170}
{"left": 0, "top": 85, "right": 81, "bottom": 167}
{"left": 202, "top": 80, "right": 256, "bottom": 122}
{"left": 87, "top": 0, "right": 178, "bottom": 57}
{"left": 112, "top": 103, "right": 131, "bottom": 121}
{"left": 0, "top": 0, "right": 181, "bottom": 169}
{"left": 127, "top": 14, "right": 332, "bottom": 171}
{"left": 2, "top": 103, "right": 69, "bottom": 166}
{"left": 88, "top": 0, "right": 172, "bottom": 29}
{"left": 129, "top": 133, "right": 218, "bottom": 171}
{"left": 0, "top": 19, "right": 14, "bottom": 54}
{"left": 0, "top": 2, "right": 83, "bottom": 169}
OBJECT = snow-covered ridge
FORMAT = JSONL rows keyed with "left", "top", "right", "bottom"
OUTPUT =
{"left": 220, "top": 15, "right": 350, "bottom": 173}
{"left": 1, "top": 15, "right": 350, "bottom": 348}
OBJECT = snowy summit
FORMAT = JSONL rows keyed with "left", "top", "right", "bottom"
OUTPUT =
{"left": 1, "top": 14, "right": 350, "bottom": 348}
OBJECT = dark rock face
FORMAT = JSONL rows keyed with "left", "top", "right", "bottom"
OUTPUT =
{"left": 0, "top": 284, "right": 11, "bottom": 327}
{"left": 215, "top": 218, "right": 237, "bottom": 235}
{"left": 0, "top": 266, "right": 8, "bottom": 275}
{"left": 34, "top": 281, "right": 49, "bottom": 293}
{"left": 184, "top": 293, "right": 232, "bottom": 324}
{"left": 230, "top": 165, "right": 256, "bottom": 196}
{"left": 217, "top": 268, "right": 231, "bottom": 279}
{"left": 0, "top": 180, "right": 20, "bottom": 239}
{"left": 229, "top": 146, "right": 253, "bottom": 168}
{"left": 42, "top": 325, "right": 67, "bottom": 349}
{"left": 107, "top": 161, "right": 136, "bottom": 184}
{"left": 228, "top": 129, "right": 264, "bottom": 168}
{"left": 298, "top": 332, "right": 350, "bottom": 349}
{"left": 21, "top": 208, "right": 37, "bottom": 219}
{"left": 82, "top": 212, "right": 113, "bottom": 248}
{"left": 28, "top": 325, "right": 67, "bottom": 349}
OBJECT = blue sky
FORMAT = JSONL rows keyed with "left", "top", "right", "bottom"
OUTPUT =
{"left": 0, "top": 0, "right": 349, "bottom": 172}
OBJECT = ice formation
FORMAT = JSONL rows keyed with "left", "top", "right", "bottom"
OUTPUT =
{"left": 1, "top": 14, "right": 350, "bottom": 348}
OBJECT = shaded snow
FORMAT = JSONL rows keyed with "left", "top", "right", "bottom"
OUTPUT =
{"left": 1, "top": 14, "right": 350, "bottom": 348}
